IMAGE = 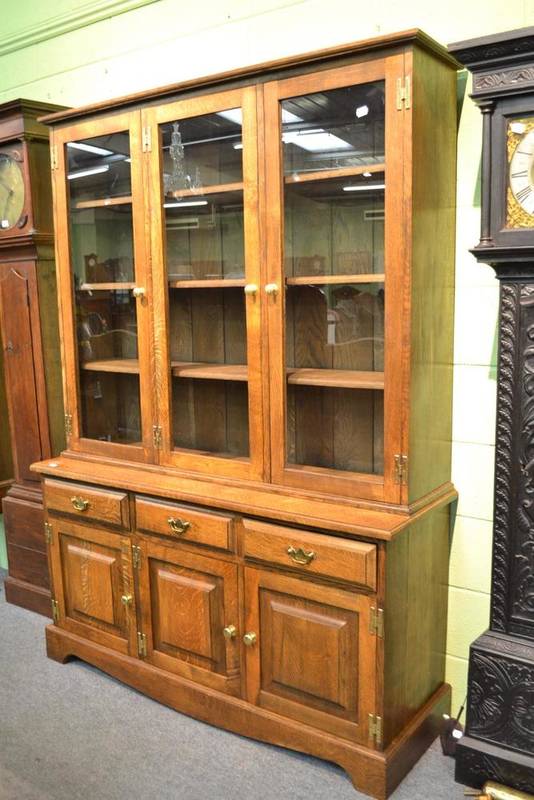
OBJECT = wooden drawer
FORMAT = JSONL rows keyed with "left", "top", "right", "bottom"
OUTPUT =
{"left": 135, "top": 496, "right": 233, "bottom": 551}
{"left": 44, "top": 479, "right": 130, "bottom": 529}
{"left": 242, "top": 519, "right": 376, "bottom": 590}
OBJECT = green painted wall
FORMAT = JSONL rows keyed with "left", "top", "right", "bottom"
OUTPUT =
{"left": 0, "top": 0, "right": 533, "bottom": 710}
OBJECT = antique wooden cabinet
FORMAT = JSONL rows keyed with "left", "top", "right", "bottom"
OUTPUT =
{"left": 0, "top": 100, "right": 65, "bottom": 613}
{"left": 33, "top": 30, "right": 458, "bottom": 799}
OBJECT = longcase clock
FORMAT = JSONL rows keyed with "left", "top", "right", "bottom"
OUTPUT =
{"left": 0, "top": 100, "right": 65, "bottom": 615}
{"left": 450, "top": 27, "right": 534, "bottom": 792}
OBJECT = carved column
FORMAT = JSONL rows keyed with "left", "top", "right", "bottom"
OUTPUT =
{"left": 449, "top": 28, "right": 534, "bottom": 791}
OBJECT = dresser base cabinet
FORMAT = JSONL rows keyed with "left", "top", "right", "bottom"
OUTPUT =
{"left": 39, "top": 467, "right": 454, "bottom": 799}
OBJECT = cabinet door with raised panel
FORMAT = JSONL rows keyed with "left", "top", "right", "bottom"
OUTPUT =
{"left": 52, "top": 111, "right": 155, "bottom": 464}
{"left": 263, "top": 54, "right": 407, "bottom": 502}
{"left": 136, "top": 537, "right": 241, "bottom": 695}
{"left": 243, "top": 567, "right": 377, "bottom": 743}
{"left": 47, "top": 518, "right": 137, "bottom": 655}
{"left": 142, "top": 86, "right": 265, "bottom": 483}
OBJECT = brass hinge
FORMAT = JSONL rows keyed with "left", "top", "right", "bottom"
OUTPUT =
{"left": 51, "top": 599, "right": 59, "bottom": 623}
{"left": 132, "top": 544, "right": 141, "bottom": 570}
{"left": 369, "top": 606, "right": 384, "bottom": 638}
{"left": 137, "top": 631, "right": 147, "bottom": 657}
{"left": 153, "top": 425, "right": 162, "bottom": 449}
{"left": 369, "top": 713, "right": 383, "bottom": 747}
{"left": 44, "top": 522, "right": 53, "bottom": 545}
{"left": 50, "top": 145, "right": 58, "bottom": 170}
{"left": 64, "top": 412, "right": 73, "bottom": 437}
{"left": 394, "top": 454, "right": 408, "bottom": 484}
{"left": 396, "top": 76, "right": 411, "bottom": 110}
{"left": 142, "top": 126, "right": 152, "bottom": 153}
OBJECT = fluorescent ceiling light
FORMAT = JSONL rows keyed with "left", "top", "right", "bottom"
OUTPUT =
{"left": 363, "top": 171, "right": 372, "bottom": 177}
{"left": 283, "top": 130, "right": 352, "bottom": 152}
{"left": 343, "top": 183, "right": 385, "bottom": 192}
{"left": 511, "top": 121, "right": 527, "bottom": 134}
{"left": 164, "top": 200, "right": 209, "bottom": 208}
{"left": 233, "top": 142, "right": 243, "bottom": 150}
{"left": 355, "top": 105, "right": 369, "bottom": 118}
{"left": 67, "top": 142, "right": 114, "bottom": 157}
{"left": 67, "top": 165, "right": 110, "bottom": 180}
{"left": 216, "top": 108, "right": 242, "bottom": 125}
{"left": 281, "top": 109, "right": 302, "bottom": 124}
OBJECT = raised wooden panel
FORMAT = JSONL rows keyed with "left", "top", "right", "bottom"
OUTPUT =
{"left": 135, "top": 496, "right": 233, "bottom": 551}
{"left": 242, "top": 518, "right": 377, "bottom": 590}
{"left": 137, "top": 536, "right": 240, "bottom": 695}
{"left": 244, "top": 567, "right": 376, "bottom": 742}
{"left": 45, "top": 479, "right": 130, "bottom": 528}
{"left": 47, "top": 519, "right": 135, "bottom": 655}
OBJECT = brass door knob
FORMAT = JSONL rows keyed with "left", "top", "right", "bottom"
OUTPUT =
{"left": 132, "top": 287, "right": 146, "bottom": 298}
{"left": 70, "top": 496, "right": 89, "bottom": 512}
{"left": 243, "top": 631, "right": 257, "bottom": 646}
{"left": 244, "top": 283, "right": 258, "bottom": 296}
{"left": 265, "top": 283, "right": 278, "bottom": 295}
{"left": 223, "top": 624, "right": 237, "bottom": 640}
{"left": 121, "top": 594, "right": 133, "bottom": 607}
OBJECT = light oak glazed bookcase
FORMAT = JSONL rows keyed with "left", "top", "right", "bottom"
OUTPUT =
{"left": 33, "top": 30, "right": 458, "bottom": 799}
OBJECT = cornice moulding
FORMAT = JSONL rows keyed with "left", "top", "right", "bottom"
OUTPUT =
{"left": 0, "top": 0, "right": 160, "bottom": 58}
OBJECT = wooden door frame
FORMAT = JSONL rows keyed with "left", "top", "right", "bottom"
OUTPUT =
{"left": 51, "top": 111, "right": 155, "bottom": 464}
{"left": 263, "top": 54, "right": 408, "bottom": 503}
{"left": 142, "top": 86, "right": 266, "bottom": 482}
{"left": 243, "top": 566, "right": 377, "bottom": 744}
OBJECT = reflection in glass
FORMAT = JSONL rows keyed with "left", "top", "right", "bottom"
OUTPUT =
{"left": 70, "top": 205, "right": 135, "bottom": 286}
{"left": 80, "top": 371, "right": 141, "bottom": 444}
{"left": 76, "top": 289, "right": 138, "bottom": 366}
{"left": 282, "top": 82, "right": 385, "bottom": 175}
{"left": 165, "top": 191, "right": 244, "bottom": 281}
{"left": 66, "top": 134, "right": 131, "bottom": 203}
{"left": 285, "top": 174, "right": 384, "bottom": 277}
{"left": 286, "top": 283, "right": 384, "bottom": 372}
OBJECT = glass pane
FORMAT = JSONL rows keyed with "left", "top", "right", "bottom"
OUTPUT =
{"left": 285, "top": 174, "right": 384, "bottom": 278}
{"left": 282, "top": 82, "right": 384, "bottom": 175}
{"left": 160, "top": 109, "right": 249, "bottom": 459}
{"left": 286, "top": 282, "right": 384, "bottom": 372}
{"left": 66, "top": 131, "right": 141, "bottom": 446}
{"left": 287, "top": 386, "right": 383, "bottom": 474}
{"left": 282, "top": 83, "right": 385, "bottom": 476}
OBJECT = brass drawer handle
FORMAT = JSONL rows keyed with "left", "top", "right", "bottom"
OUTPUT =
{"left": 71, "top": 496, "right": 89, "bottom": 512}
{"left": 287, "top": 545, "right": 316, "bottom": 566}
{"left": 167, "top": 517, "right": 191, "bottom": 535}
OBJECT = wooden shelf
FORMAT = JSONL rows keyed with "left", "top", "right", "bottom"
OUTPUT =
{"left": 171, "top": 362, "right": 248, "bottom": 381}
{"left": 286, "top": 274, "right": 384, "bottom": 286}
{"left": 286, "top": 368, "right": 384, "bottom": 390}
{"left": 165, "top": 181, "right": 243, "bottom": 200}
{"left": 168, "top": 278, "right": 246, "bottom": 289}
{"left": 73, "top": 195, "right": 132, "bottom": 209}
{"left": 285, "top": 163, "right": 385, "bottom": 185}
{"left": 81, "top": 359, "right": 139, "bottom": 373}
{"left": 79, "top": 282, "right": 135, "bottom": 291}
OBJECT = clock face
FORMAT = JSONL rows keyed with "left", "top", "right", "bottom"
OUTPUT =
{"left": 0, "top": 153, "right": 25, "bottom": 231}
{"left": 507, "top": 117, "right": 534, "bottom": 228}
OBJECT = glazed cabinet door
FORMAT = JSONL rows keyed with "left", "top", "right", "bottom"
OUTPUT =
{"left": 263, "top": 54, "right": 407, "bottom": 501}
{"left": 243, "top": 567, "right": 377, "bottom": 743}
{"left": 142, "top": 87, "right": 265, "bottom": 482}
{"left": 51, "top": 111, "right": 155, "bottom": 463}
{"left": 47, "top": 518, "right": 137, "bottom": 655}
{"left": 136, "top": 537, "right": 240, "bottom": 695}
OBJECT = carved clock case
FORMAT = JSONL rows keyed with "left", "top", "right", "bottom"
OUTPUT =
{"left": 450, "top": 28, "right": 534, "bottom": 792}
{"left": 0, "top": 100, "right": 65, "bottom": 614}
